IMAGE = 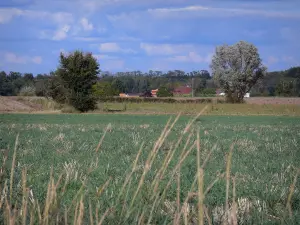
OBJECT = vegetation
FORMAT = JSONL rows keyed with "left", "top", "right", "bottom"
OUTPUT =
{"left": 211, "top": 41, "right": 267, "bottom": 103}
{"left": 157, "top": 86, "right": 174, "bottom": 97}
{"left": 0, "top": 114, "right": 299, "bottom": 224}
{"left": 1, "top": 67, "right": 300, "bottom": 99}
{"left": 92, "top": 82, "right": 119, "bottom": 97}
{"left": 50, "top": 51, "right": 100, "bottom": 112}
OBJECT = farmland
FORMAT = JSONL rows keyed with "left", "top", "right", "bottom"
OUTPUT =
{"left": 0, "top": 113, "right": 300, "bottom": 224}
{"left": 1, "top": 96, "right": 300, "bottom": 116}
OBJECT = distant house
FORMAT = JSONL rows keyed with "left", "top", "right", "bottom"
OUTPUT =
{"left": 173, "top": 86, "right": 192, "bottom": 95}
{"left": 119, "top": 93, "right": 140, "bottom": 97}
{"left": 215, "top": 89, "right": 250, "bottom": 98}
{"left": 216, "top": 89, "right": 223, "bottom": 96}
{"left": 151, "top": 89, "right": 158, "bottom": 97}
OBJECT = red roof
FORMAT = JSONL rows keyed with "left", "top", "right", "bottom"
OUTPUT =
{"left": 173, "top": 86, "right": 192, "bottom": 94}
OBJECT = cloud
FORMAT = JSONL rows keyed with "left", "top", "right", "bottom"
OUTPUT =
{"left": 52, "top": 25, "right": 70, "bottom": 40}
{"left": 266, "top": 56, "right": 279, "bottom": 65}
{"left": 140, "top": 43, "right": 209, "bottom": 56}
{"left": 32, "top": 56, "right": 42, "bottom": 64}
{"left": 167, "top": 52, "right": 213, "bottom": 63}
{"left": 0, "top": 8, "right": 74, "bottom": 24}
{"left": 94, "top": 54, "right": 119, "bottom": 60}
{"left": 99, "top": 42, "right": 136, "bottom": 53}
{"left": 102, "top": 59, "right": 125, "bottom": 70}
{"left": 4, "top": 52, "right": 42, "bottom": 64}
{"left": 0, "top": 8, "right": 22, "bottom": 24}
{"left": 148, "top": 5, "right": 300, "bottom": 19}
{"left": 80, "top": 17, "right": 94, "bottom": 31}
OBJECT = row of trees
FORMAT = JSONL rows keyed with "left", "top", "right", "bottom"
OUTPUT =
{"left": 2, "top": 67, "right": 300, "bottom": 98}
{"left": 1, "top": 41, "right": 299, "bottom": 111}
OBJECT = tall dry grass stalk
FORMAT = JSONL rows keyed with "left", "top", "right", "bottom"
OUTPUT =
{"left": 197, "top": 130, "right": 204, "bottom": 225}
{"left": 225, "top": 143, "right": 235, "bottom": 223}
{"left": 95, "top": 123, "right": 111, "bottom": 153}
{"left": 230, "top": 176, "right": 238, "bottom": 225}
{"left": 128, "top": 115, "right": 180, "bottom": 215}
{"left": 286, "top": 168, "right": 300, "bottom": 218}
{"left": 10, "top": 134, "right": 19, "bottom": 202}
{"left": 22, "top": 168, "right": 28, "bottom": 225}
{"left": 183, "top": 105, "right": 208, "bottom": 134}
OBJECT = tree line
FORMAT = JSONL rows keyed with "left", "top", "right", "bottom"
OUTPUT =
{"left": 1, "top": 66, "right": 299, "bottom": 98}
{"left": 0, "top": 41, "right": 299, "bottom": 111}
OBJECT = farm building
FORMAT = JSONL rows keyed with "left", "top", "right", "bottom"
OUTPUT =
{"left": 172, "top": 86, "right": 192, "bottom": 95}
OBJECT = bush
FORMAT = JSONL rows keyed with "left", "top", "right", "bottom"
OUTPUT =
{"left": 70, "top": 92, "right": 97, "bottom": 112}
{"left": 157, "top": 86, "right": 173, "bottom": 97}
{"left": 19, "top": 86, "right": 36, "bottom": 96}
{"left": 61, "top": 105, "right": 79, "bottom": 113}
{"left": 97, "top": 97, "right": 212, "bottom": 104}
{"left": 196, "top": 88, "right": 216, "bottom": 97}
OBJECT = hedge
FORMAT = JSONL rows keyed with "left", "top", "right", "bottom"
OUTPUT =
{"left": 97, "top": 97, "right": 213, "bottom": 103}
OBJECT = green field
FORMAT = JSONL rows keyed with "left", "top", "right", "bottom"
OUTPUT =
{"left": 0, "top": 114, "right": 300, "bottom": 224}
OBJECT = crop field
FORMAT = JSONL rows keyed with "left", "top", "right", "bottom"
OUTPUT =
{"left": 0, "top": 113, "right": 300, "bottom": 224}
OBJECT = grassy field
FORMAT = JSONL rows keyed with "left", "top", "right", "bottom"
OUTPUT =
{"left": 2, "top": 96, "right": 300, "bottom": 116}
{"left": 98, "top": 102, "right": 300, "bottom": 116}
{"left": 0, "top": 113, "right": 300, "bottom": 224}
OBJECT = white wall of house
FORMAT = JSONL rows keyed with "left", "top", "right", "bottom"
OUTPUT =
{"left": 218, "top": 92, "right": 250, "bottom": 97}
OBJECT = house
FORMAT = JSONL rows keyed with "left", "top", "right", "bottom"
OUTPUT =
{"left": 151, "top": 89, "right": 158, "bottom": 97}
{"left": 173, "top": 86, "right": 192, "bottom": 95}
{"left": 216, "top": 89, "right": 250, "bottom": 98}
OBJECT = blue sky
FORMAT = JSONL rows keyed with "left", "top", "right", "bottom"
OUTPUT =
{"left": 0, "top": 0, "right": 299, "bottom": 74}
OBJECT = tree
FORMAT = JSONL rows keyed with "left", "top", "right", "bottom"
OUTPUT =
{"left": 92, "top": 82, "right": 118, "bottom": 97}
{"left": 211, "top": 41, "right": 266, "bottom": 103}
{"left": 53, "top": 50, "right": 100, "bottom": 111}
{"left": 111, "top": 79, "right": 125, "bottom": 93}
{"left": 157, "top": 86, "right": 173, "bottom": 97}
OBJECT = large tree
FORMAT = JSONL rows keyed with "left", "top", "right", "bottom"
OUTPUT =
{"left": 54, "top": 50, "right": 100, "bottom": 111}
{"left": 211, "top": 41, "right": 267, "bottom": 103}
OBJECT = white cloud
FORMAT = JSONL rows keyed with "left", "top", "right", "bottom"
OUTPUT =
{"left": 100, "top": 43, "right": 120, "bottom": 52}
{"left": 94, "top": 54, "right": 119, "bottom": 60}
{"left": 0, "top": 8, "right": 73, "bottom": 24}
{"left": 102, "top": 59, "right": 125, "bottom": 70}
{"left": 148, "top": 5, "right": 300, "bottom": 19}
{"left": 32, "top": 56, "right": 42, "bottom": 64}
{"left": 4, "top": 52, "right": 27, "bottom": 64}
{"left": 266, "top": 56, "right": 279, "bottom": 65}
{"left": 80, "top": 18, "right": 94, "bottom": 31}
{"left": 52, "top": 25, "right": 70, "bottom": 40}
{"left": 140, "top": 43, "right": 206, "bottom": 56}
{"left": 4, "top": 52, "right": 42, "bottom": 64}
{"left": 167, "top": 52, "right": 212, "bottom": 63}
{"left": 99, "top": 42, "right": 136, "bottom": 53}
{"left": 0, "top": 8, "right": 22, "bottom": 24}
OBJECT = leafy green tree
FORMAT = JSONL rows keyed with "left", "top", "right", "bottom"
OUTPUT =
{"left": 211, "top": 41, "right": 267, "bottom": 103}
{"left": 92, "top": 82, "right": 118, "bottom": 97}
{"left": 53, "top": 50, "right": 100, "bottom": 111}
{"left": 157, "top": 86, "right": 173, "bottom": 97}
{"left": 111, "top": 79, "right": 125, "bottom": 93}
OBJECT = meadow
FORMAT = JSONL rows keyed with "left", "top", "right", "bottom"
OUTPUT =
{"left": 0, "top": 113, "right": 300, "bottom": 224}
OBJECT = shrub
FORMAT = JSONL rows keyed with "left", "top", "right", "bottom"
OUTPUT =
{"left": 70, "top": 92, "right": 97, "bottom": 112}
{"left": 19, "top": 85, "right": 36, "bottom": 96}
{"left": 157, "top": 86, "right": 173, "bottom": 97}
{"left": 97, "top": 97, "right": 212, "bottom": 104}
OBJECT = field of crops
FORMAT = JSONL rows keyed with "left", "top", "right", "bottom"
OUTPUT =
{"left": 0, "top": 113, "right": 300, "bottom": 224}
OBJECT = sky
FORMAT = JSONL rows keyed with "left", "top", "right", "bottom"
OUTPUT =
{"left": 0, "top": 0, "right": 299, "bottom": 74}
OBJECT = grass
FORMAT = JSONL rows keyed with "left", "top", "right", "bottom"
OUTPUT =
{"left": 0, "top": 113, "right": 300, "bottom": 224}
{"left": 2, "top": 96, "right": 300, "bottom": 116}
{"left": 95, "top": 102, "right": 300, "bottom": 116}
